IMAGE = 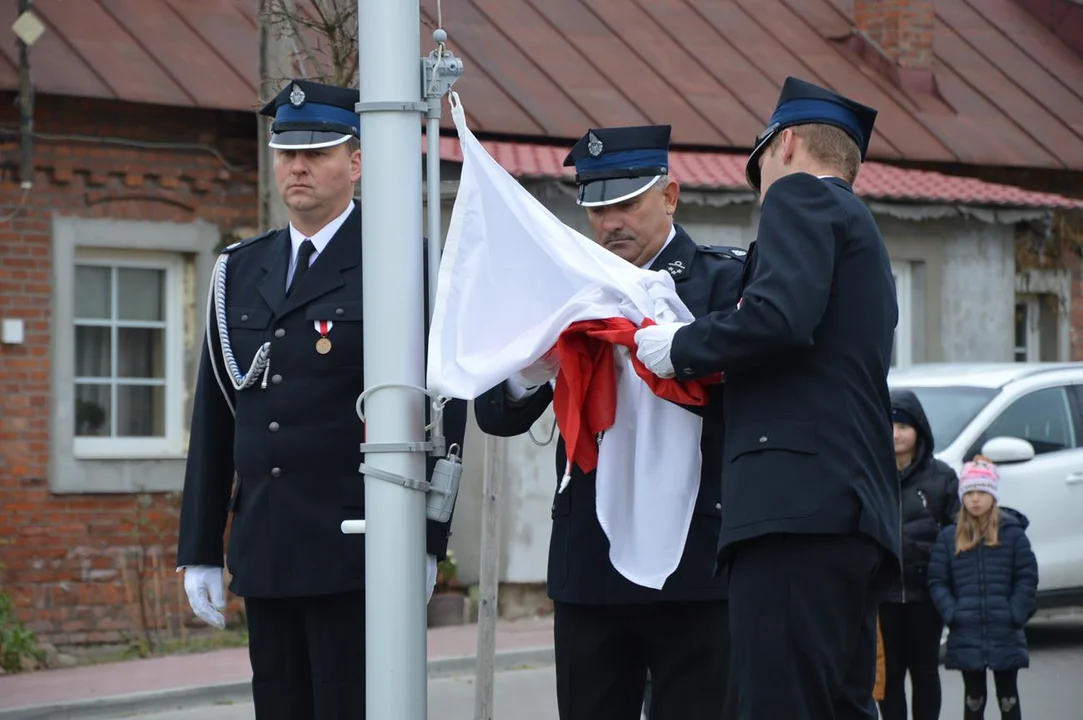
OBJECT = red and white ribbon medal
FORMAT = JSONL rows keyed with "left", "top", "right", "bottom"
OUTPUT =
{"left": 314, "top": 320, "right": 334, "bottom": 354}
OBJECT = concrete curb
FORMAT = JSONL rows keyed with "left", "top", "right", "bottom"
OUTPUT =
{"left": 0, "top": 647, "right": 555, "bottom": 719}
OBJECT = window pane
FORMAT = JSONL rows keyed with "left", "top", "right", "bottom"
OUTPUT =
{"left": 75, "top": 266, "right": 111, "bottom": 320}
{"left": 75, "top": 384, "right": 111, "bottom": 436}
{"left": 117, "top": 268, "right": 165, "bottom": 322}
{"left": 1038, "top": 296, "right": 1058, "bottom": 362}
{"left": 984, "top": 387, "right": 1076, "bottom": 455}
{"left": 117, "top": 328, "right": 165, "bottom": 379}
{"left": 116, "top": 385, "right": 165, "bottom": 437}
{"left": 902, "top": 386, "right": 998, "bottom": 452}
{"left": 75, "top": 326, "right": 112, "bottom": 377}
{"left": 1014, "top": 302, "right": 1028, "bottom": 362}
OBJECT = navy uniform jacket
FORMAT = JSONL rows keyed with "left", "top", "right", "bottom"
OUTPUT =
{"left": 176, "top": 204, "right": 467, "bottom": 599}
{"left": 474, "top": 225, "right": 744, "bottom": 605}
{"left": 669, "top": 173, "right": 901, "bottom": 565}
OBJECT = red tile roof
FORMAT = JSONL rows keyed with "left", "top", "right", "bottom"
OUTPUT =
{"left": 1, "top": 1, "right": 1082, "bottom": 172}
{"left": 432, "top": 135, "right": 1083, "bottom": 209}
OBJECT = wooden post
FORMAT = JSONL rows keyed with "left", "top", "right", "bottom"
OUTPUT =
{"left": 473, "top": 432, "right": 504, "bottom": 720}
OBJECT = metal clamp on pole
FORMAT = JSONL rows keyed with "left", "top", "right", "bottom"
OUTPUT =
{"left": 358, "top": 462, "right": 432, "bottom": 493}
{"left": 354, "top": 100, "right": 428, "bottom": 114}
{"left": 351, "top": 382, "right": 464, "bottom": 525}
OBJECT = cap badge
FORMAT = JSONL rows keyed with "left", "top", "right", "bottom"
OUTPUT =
{"left": 587, "top": 131, "right": 603, "bottom": 157}
{"left": 289, "top": 84, "right": 306, "bottom": 107}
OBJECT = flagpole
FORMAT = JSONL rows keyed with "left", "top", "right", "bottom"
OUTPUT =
{"left": 356, "top": 0, "right": 428, "bottom": 717}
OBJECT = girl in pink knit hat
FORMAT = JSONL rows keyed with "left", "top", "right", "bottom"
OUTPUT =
{"left": 926, "top": 456, "right": 1039, "bottom": 720}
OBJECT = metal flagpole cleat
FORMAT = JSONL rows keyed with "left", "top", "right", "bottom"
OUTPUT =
{"left": 425, "top": 442, "right": 463, "bottom": 524}
{"left": 422, "top": 29, "right": 463, "bottom": 106}
{"left": 344, "top": 387, "right": 464, "bottom": 533}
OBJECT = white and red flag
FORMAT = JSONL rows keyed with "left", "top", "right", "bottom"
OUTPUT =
{"left": 427, "top": 93, "right": 720, "bottom": 590}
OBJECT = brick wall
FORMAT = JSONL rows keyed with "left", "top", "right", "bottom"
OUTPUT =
{"left": 853, "top": 0, "right": 935, "bottom": 69}
{"left": 0, "top": 94, "right": 258, "bottom": 647}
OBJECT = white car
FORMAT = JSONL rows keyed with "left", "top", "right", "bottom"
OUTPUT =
{"left": 888, "top": 362, "right": 1083, "bottom": 611}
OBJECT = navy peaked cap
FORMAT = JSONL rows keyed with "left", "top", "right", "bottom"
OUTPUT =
{"left": 259, "top": 79, "right": 361, "bottom": 150}
{"left": 746, "top": 77, "right": 877, "bottom": 191}
{"left": 563, "top": 125, "right": 672, "bottom": 207}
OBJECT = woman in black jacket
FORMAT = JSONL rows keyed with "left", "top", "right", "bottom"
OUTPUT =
{"left": 879, "top": 389, "right": 961, "bottom": 720}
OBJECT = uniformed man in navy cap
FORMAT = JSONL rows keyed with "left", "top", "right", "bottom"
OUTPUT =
{"left": 176, "top": 78, "right": 467, "bottom": 719}
{"left": 635, "top": 77, "right": 901, "bottom": 719}
{"left": 475, "top": 124, "right": 745, "bottom": 720}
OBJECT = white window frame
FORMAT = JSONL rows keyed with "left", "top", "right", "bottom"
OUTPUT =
{"left": 72, "top": 249, "right": 186, "bottom": 460}
{"left": 1014, "top": 296, "right": 1041, "bottom": 362}
{"left": 51, "top": 216, "right": 218, "bottom": 495}
{"left": 891, "top": 261, "right": 913, "bottom": 367}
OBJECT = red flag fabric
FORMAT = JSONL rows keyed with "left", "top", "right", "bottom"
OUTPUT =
{"left": 551, "top": 317, "right": 723, "bottom": 476}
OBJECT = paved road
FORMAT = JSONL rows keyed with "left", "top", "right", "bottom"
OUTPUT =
{"left": 119, "top": 616, "right": 1083, "bottom": 719}
{"left": 115, "top": 666, "right": 561, "bottom": 720}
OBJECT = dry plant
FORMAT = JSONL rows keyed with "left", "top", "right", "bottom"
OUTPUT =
{"left": 118, "top": 493, "right": 184, "bottom": 656}
{"left": 259, "top": 0, "right": 359, "bottom": 89}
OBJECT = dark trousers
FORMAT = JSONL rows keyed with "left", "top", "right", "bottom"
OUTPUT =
{"left": 961, "top": 669, "right": 1021, "bottom": 720}
{"left": 554, "top": 599, "right": 730, "bottom": 720}
{"left": 727, "top": 533, "right": 886, "bottom": 720}
{"left": 245, "top": 590, "right": 366, "bottom": 720}
{"left": 878, "top": 600, "right": 944, "bottom": 720}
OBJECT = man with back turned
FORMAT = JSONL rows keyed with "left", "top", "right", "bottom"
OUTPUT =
{"left": 635, "top": 77, "right": 902, "bottom": 719}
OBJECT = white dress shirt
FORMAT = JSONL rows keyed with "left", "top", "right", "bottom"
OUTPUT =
{"left": 284, "top": 200, "right": 356, "bottom": 289}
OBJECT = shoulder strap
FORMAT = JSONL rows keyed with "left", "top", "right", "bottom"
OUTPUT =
{"left": 697, "top": 244, "right": 748, "bottom": 262}
{"left": 222, "top": 228, "right": 277, "bottom": 255}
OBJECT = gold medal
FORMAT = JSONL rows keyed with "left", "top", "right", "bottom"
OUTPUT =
{"left": 313, "top": 320, "right": 333, "bottom": 354}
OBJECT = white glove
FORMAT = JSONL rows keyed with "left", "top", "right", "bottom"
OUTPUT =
{"left": 507, "top": 348, "right": 560, "bottom": 400}
{"left": 426, "top": 554, "right": 438, "bottom": 603}
{"left": 514, "top": 348, "right": 560, "bottom": 387}
{"left": 183, "top": 565, "right": 226, "bottom": 629}
{"left": 634, "top": 323, "right": 688, "bottom": 379}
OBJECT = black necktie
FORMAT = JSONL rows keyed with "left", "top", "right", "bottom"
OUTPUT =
{"left": 287, "top": 239, "right": 316, "bottom": 297}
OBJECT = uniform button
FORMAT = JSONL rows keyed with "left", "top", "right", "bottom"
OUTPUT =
{"left": 715, "top": 502, "right": 722, "bottom": 511}
{"left": 269, "top": 422, "right": 280, "bottom": 432}
{"left": 683, "top": 368, "right": 694, "bottom": 376}
{"left": 271, "top": 467, "right": 282, "bottom": 477}
{"left": 759, "top": 435, "right": 768, "bottom": 443}
{"left": 241, "top": 313, "right": 249, "bottom": 322}
{"left": 271, "top": 374, "right": 282, "bottom": 385}
{"left": 274, "top": 328, "right": 286, "bottom": 338}
{"left": 335, "top": 307, "right": 344, "bottom": 316}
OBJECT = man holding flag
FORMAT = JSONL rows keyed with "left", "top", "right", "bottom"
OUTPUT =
{"left": 634, "top": 77, "right": 901, "bottom": 720}
{"left": 474, "top": 124, "right": 744, "bottom": 720}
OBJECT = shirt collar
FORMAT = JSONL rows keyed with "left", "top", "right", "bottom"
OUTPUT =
{"left": 289, "top": 199, "right": 356, "bottom": 260}
{"left": 641, "top": 224, "right": 677, "bottom": 269}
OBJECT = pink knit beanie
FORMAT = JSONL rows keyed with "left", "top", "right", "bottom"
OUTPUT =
{"left": 958, "top": 456, "right": 999, "bottom": 502}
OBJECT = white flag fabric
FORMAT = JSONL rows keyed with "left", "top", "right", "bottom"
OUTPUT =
{"left": 428, "top": 92, "right": 705, "bottom": 589}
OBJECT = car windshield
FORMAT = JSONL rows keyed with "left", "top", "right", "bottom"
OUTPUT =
{"left": 893, "top": 386, "right": 999, "bottom": 452}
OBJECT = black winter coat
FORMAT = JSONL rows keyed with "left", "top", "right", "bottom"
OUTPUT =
{"left": 927, "top": 508, "right": 1039, "bottom": 672}
{"left": 887, "top": 389, "right": 960, "bottom": 603}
